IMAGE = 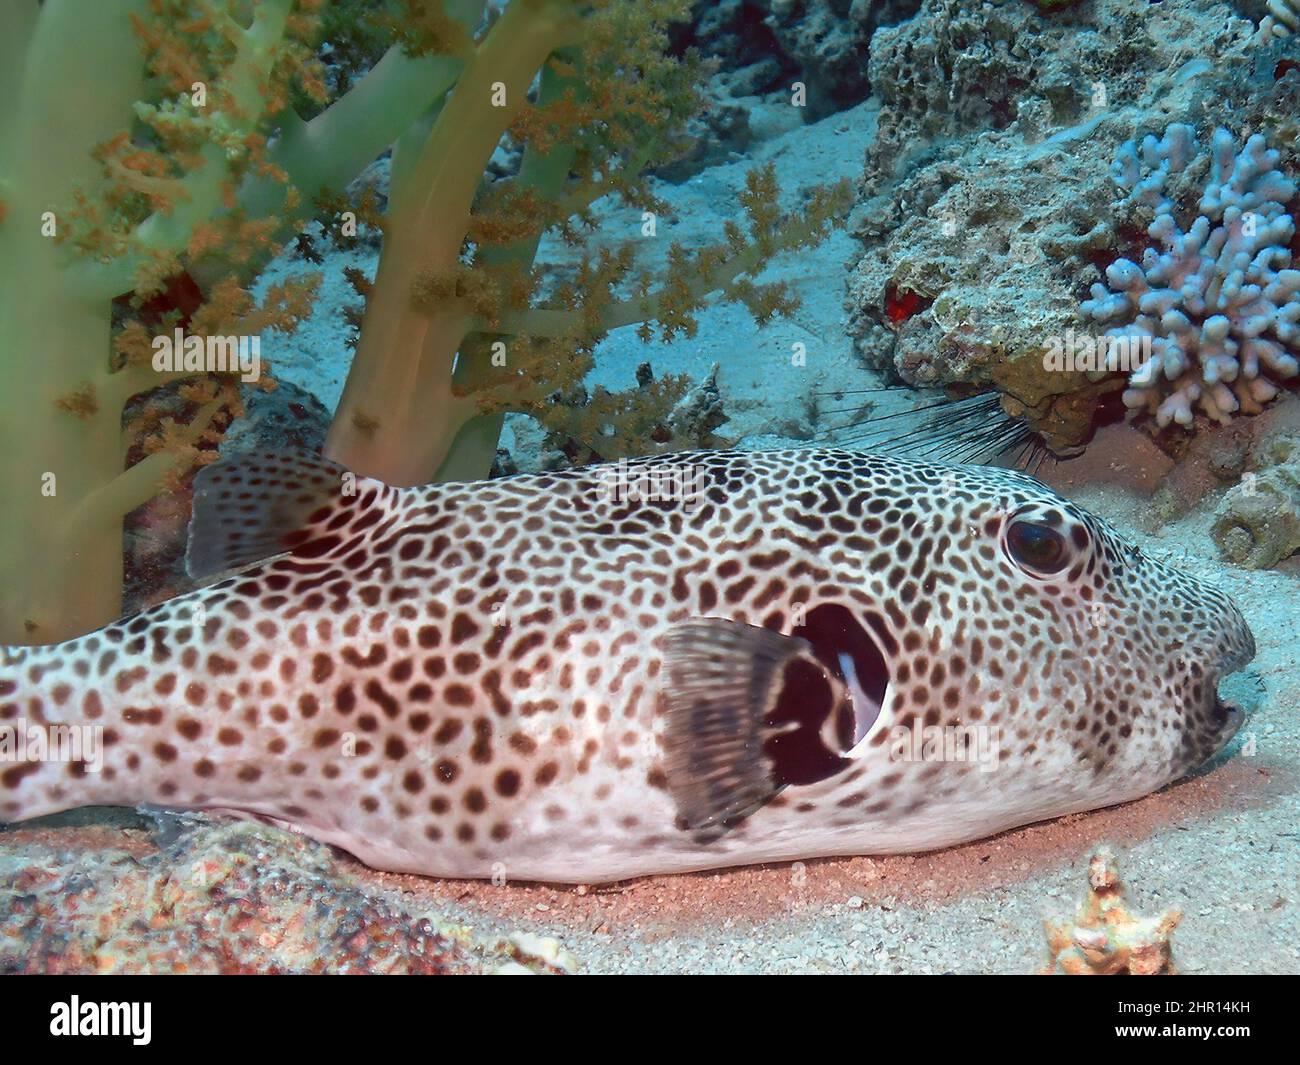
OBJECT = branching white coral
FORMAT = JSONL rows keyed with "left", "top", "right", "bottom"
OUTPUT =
{"left": 1082, "top": 125, "right": 1300, "bottom": 428}
{"left": 1259, "top": 0, "right": 1299, "bottom": 38}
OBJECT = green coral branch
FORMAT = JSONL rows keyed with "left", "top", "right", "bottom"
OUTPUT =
{"left": 92, "top": 395, "right": 229, "bottom": 521}
{"left": 71, "top": 0, "right": 478, "bottom": 300}
{"left": 324, "top": 0, "right": 589, "bottom": 485}
{"left": 264, "top": 46, "right": 463, "bottom": 215}
{"left": 0, "top": 1, "right": 40, "bottom": 174}
{"left": 77, "top": 0, "right": 297, "bottom": 298}
{"left": 0, "top": 0, "right": 353, "bottom": 643}
{"left": 393, "top": 1, "right": 583, "bottom": 231}
{"left": 437, "top": 53, "right": 585, "bottom": 479}
{"left": 223, "top": 1, "right": 487, "bottom": 282}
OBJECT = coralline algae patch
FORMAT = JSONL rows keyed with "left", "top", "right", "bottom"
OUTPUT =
{"left": 1082, "top": 125, "right": 1300, "bottom": 429}
{"left": 0, "top": 819, "right": 573, "bottom": 975}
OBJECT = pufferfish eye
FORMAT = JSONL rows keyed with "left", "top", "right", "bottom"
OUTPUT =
{"left": 1005, "top": 519, "right": 1070, "bottom": 574}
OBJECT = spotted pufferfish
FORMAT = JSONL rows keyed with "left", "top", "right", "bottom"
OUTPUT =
{"left": 0, "top": 448, "right": 1255, "bottom": 883}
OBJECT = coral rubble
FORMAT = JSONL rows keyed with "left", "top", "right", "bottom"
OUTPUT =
{"left": 1213, "top": 426, "right": 1300, "bottom": 567}
{"left": 1042, "top": 850, "right": 1182, "bottom": 976}
{"left": 1082, "top": 125, "right": 1300, "bottom": 428}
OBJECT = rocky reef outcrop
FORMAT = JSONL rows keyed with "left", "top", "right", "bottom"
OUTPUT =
{"left": 1212, "top": 421, "right": 1300, "bottom": 568}
{"left": 845, "top": 0, "right": 1300, "bottom": 455}
{"left": 679, "top": 1, "right": 921, "bottom": 114}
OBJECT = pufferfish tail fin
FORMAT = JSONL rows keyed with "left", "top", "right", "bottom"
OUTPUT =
{"left": 186, "top": 449, "right": 393, "bottom": 582}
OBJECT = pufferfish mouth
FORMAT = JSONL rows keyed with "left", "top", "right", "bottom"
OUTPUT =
{"left": 1205, "top": 649, "right": 1254, "bottom": 750}
{"left": 1183, "top": 670, "right": 1246, "bottom": 770}
{"left": 1209, "top": 680, "right": 1242, "bottom": 737}
{"left": 1210, "top": 616, "right": 1257, "bottom": 725}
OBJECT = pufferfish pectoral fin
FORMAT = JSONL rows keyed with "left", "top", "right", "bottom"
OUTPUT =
{"left": 662, "top": 620, "right": 817, "bottom": 832}
{"left": 185, "top": 449, "right": 363, "bottom": 582}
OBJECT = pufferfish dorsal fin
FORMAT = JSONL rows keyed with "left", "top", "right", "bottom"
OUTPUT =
{"left": 185, "top": 449, "right": 368, "bottom": 582}
{"left": 662, "top": 620, "right": 817, "bottom": 833}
